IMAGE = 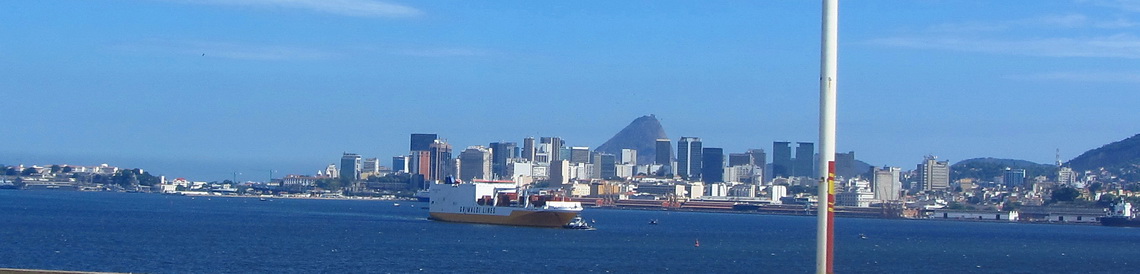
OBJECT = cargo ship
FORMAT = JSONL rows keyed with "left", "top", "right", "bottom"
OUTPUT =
{"left": 1101, "top": 201, "right": 1140, "bottom": 227}
{"left": 428, "top": 181, "right": 583, "bottom": 228}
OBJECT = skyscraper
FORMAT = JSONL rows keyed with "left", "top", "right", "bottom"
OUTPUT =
{"left": 701, "top": 147, "right": 724, "bottom": 183}
{"left": 570, "top": 147, "right": 591, "bottom": 163}
{"left": 655, "top": 138, "right": 672, "bottom": 165}
{"left": 429, "top": 140, "right": 453, "bottom": 181}
{"left": 747, "top": 148, "right": 766, "bottom": 182}
{"left": 392, "top": 155, "right": 408, "bottom": 173}
{"left": 541, "top": 137, "right": 563, "bottom": 161}
{"left": 410, "top": 133, "right": 437, "bottom": 151}
{"left": 522, "top": 137, "right": 536, "bottom": 161}
{"left": 620, "top": 149, "right": 637, "bottom": 165}
{"left": 918, "top": 156, "right": 950, "bottom": 191}
{"left": 794, "top": 142, "right": 815, "bottom": 178}
{"left": 489, "top": 142, "right": 517, "bottom": 179}
{"left": 458, "top": 146, "right": 492, "bottom": 181}
{"left": 677, "top": 137, "right": 703, "bottom": 180}
{"left": 340, "top": 153, "right": 362, "bottom": 181}
{"left": 596, "top": 153, "right": 617, "bottom": 179}
{"left": 872, "top": 166, "right": 901, "bottom": 201}
{"left": 728, "top": 153, "right": 752, "bottom": 167}
{"left": 772, "top": 142, "right": 792, "bottom": 178}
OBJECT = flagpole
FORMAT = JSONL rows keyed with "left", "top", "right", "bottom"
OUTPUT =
{"left": 816, "top": 0, "right": 838, "bottom": 273}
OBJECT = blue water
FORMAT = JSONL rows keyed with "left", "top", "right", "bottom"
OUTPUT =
{"left": 1, "top": 190, "right": 1138, "bottom": 273}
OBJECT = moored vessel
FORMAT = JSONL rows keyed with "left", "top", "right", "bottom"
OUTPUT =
{"left": 1101, "top": 201, "right": 1140, "bottom": 227}
{"left": 428, "top": 180, "right": 583, "bottom": 228}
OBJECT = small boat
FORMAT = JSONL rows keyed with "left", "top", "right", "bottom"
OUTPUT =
{"left": 394, "top": 203, "right": 400, "bottom": 207}
{"left": 694, "top": 239, "right": 700, "bottom": 247}
{"left": 859, "top": 233, "right": 868, "bottom": 239}
{"left": 259, "top": 197, "right": 267, "bottom": 201}
{"left": 648, "top": 219, "right": 659, "bottom": 225}
{"left": 563, "top": 216, "right": 594, "bottom": 230}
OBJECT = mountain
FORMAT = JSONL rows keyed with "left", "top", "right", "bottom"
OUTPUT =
{"left": 836, "top": 159, "right": 873, "bottom": 179}
{"left": 1066, "top": 133, "right": 1140, "bottom": 181}
{"left": 595, "top": 115, "right": 669, "bottom": 165}
{"left": 950, "top": 158, "right": 1057, "bottom": 181}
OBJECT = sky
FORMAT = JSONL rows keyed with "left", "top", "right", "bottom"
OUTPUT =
{"left": 3, "top": 0, "right": 1140, "bottom": 181}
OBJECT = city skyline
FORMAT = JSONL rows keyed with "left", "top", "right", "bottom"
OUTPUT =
{"left": 4, "top": 1, "right": 1140, "bottom": 181}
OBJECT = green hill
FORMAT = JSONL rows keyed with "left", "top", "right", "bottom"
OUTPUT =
{"left": 950, "top": 158, "right": 1057, "bottom": 181}
{"left": 1066, "top": 133, "right": 1140, "bottom": 181}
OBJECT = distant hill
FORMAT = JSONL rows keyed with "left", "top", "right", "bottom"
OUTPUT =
{"left": 837, "top": 159, "right": 873, "bottom": 179}
{"left": 1066, "top": 133, "right": 1140, "bottom": 181}
{"left": 950, "top": 158, "right": 1057, "bottom": 181}
{"left": 595, "top": 115, "right": 669, "bottom": 165}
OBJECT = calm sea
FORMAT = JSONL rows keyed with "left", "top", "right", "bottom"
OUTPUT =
{"left": 1, "top": 190, "right": 1137, "bottom": 273}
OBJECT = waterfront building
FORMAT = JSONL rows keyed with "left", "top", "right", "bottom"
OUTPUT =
{"left": 771, "top": 142, "right": 792, "bottom": 179}
{"left": 918, "top": 156, "right": 950, "bottom": 191}
{"left": 677, "top": 137, "right": 703, "bottom": 180}
{"left": 458, "top": 146, "right": 492, "bottom": 181}
{"left": 489, "top": 142, "right": 517, "bottom": 179}
{"left": 323, "top": 163, "right": 338, "bottom": 179}
{"left": 701, "top": 147, "right": 724, "bottom": 183}
{"left": 340, "top": 153, "right": 362, "bottom": 181}
{"left": 793, "top": 142, "right": 815, "bottom": 178}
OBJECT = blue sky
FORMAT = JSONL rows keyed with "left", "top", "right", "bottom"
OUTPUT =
{"left": 3, "top": 0, "right": 1140, "bottom": 181}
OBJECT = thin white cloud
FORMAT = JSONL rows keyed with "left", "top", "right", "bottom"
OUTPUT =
{"left": 396, "top": 48, "right": 490, "bottom": 57}
{"left": 1008, "top": 71, "right": 1140, "bottom": 83}
{"left": 926, "top": 14, "right": 1134, "bottom": 33}
{"left": 117, "top": 40, "right": 337, "bottom": 61}
{"left": 164, "top": 0, "right": 422, "bottom": 17}
{"left": 869, "top": 34, "right": 1140, "bottom": 59}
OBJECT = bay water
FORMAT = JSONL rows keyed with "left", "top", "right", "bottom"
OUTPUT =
{"left": 1, "top": 190, "right": 1137, "bottom": 273}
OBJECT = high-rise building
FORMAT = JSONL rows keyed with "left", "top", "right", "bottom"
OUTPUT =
{"left": 410, "top": 133, "right": 437, "bottom": 151}
{"left": 362, "top": 157, "right": 380, "bottom": 178}
{"left": 1057, "top": 166, "right": 1077, "bottom": 186}
{"left": 620, "top": 149, "right": 637, "bottom": 165}
{"left": 677, "top": 137, "right": 703, "bottom": 180}
{"left": 522, "top": 137, "right": 536, "bottom": 161}
{"left": 747, "top": 149, "right": 766, "bottom": 183}
{"left": 549, "top": 160, "right": 570, "bottom": 185}
{"left": 596, "top": 153, "right": 617, "bottom": 179}
{"left": 410, "top": 151, "right": 431, "bottom": 178}
{"left": 918, "top": 156, "right": 950, "bottom": 191}
{"left": 1003, "top": 168, "right": 1027, "bottom": 188}
{"left": 728, "top": 153, "right": 752, "bottom": 167}
{"left": 872, "top": 166, "right": 901, "bottom": 201}
{"left": 655, "top": 139, "right": 672, "bottom": 165}
{"left": 540, "top": 137, "right": 563, "bottom": 162}
{"left": 772, "top": 142, "right": 792, "bottom": 178}
{"left": 794, "top": 142, "right": 815, "bottom": 178}
{"left": 392, "top": 156, "right": 408, "bottom": 173}
{"left": 429, "top": 140, "right": 453, "bottom": 181}
{"left": 489, "top": 142, "right": 517, "bottom": 179}
{"left": 701, "top": 147, "right": 724, "bottom": 183}
{"left": 570, "top": 147, "right": 591, "bottom": 164}
{"left": 340, "top": 153, "right": 362, "bottom": 181}
{"left": 835, "top": 151, "right": 856, "bottom": 178}
{"left": 459, "top": 146, "right": 492, "bottom": 181}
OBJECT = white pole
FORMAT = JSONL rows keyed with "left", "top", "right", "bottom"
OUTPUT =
{"left": 817, "top": 0, "right": 838, "bottom": 273}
